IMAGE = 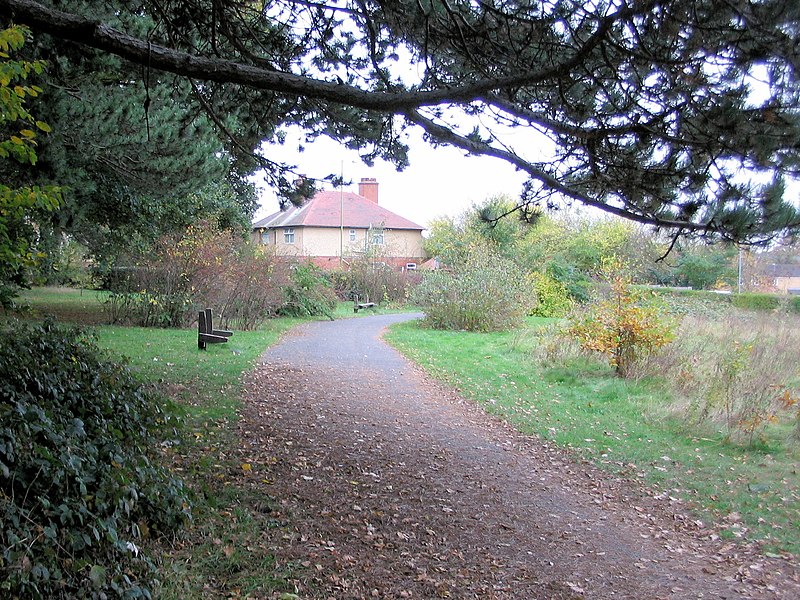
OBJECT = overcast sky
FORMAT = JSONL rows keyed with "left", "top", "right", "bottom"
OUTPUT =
{"left": 253, "top": 128, "right": 532, "bottom": 229}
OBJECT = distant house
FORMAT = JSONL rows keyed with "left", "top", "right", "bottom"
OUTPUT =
{"left": 252, "top": 178, "right": 426, "bottom": 270}
{"left": 764, "top": 263, "right": 800, "bottom": 295}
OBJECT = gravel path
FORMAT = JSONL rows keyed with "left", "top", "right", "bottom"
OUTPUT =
{"left": 237, "top": 314, "right": 798, "bottom": 599}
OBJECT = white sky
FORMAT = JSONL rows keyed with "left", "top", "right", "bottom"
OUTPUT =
{"left": 253, "top": 129, "right": 531, "bottom": 229}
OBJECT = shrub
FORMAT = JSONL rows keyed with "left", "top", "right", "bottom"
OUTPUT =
{"left": 0, "top": 321, "right": 190, "bottom": 598}
{"left": 209, "top": 244, "right": 288, "bottom": 330}
{"left": 731, "top": 292, "right": 781, "bottom": 311}
{"left": 278, "top": 262, "right": 337, "bottom": 318}
{"left": 793, "top": 296, "right": 800, "bottom": 314}
{"left": 412, "top": 245, "right": 533, "bottom": 332}
{"left": 546, "top": 260, "right": 592, "bottom": 304}
{"left": 567, "top": 271, "right": 675, "bottom": 377}
{"left": 0, "top": 282, "right": 19, "bottom": 312}
{"left": 103, "top": 223, "right": 287, "bottom": 330}
{"left": 529, "top": 271, "right": 574, "bottom": 317}
{"left": 331, "top": 259, "right": 418, "bottom": 305}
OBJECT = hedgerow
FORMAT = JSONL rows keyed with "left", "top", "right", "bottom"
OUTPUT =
{"left": 731, "top": 292, "right": 781, "bottom": 311}
{"left": 1, "top": 321, "right": 190, "bottom": 598}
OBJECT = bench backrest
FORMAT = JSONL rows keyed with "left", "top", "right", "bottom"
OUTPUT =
{"left": 199, "top": 309, "right": 210, "bottom": 334}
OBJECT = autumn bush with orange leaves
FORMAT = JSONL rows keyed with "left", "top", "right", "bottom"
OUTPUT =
{"left": 566, "top": 268, "right": 675, "bottom": 378}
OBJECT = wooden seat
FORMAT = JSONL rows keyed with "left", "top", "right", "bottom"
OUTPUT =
{"left": 198, "top": 308, "right": 233, "bottom": 350}
{"left": 353, "top": 294, "right": 376, "bottom": 313}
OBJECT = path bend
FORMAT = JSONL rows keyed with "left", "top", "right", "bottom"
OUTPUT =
{"left": 237, "top": 314, "right": 797, "bottom": 599}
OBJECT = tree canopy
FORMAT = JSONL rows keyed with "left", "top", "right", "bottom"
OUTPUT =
{"left": 2, "top": 0, "right": 799, "bottom": 244}
{"left": 0, "top": 23, "right": 61, "bottom": 295}
{"left": 0, "top": 2, "right": 266, "bottom": 274}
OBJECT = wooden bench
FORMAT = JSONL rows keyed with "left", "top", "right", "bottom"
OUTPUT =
{"left": 353, "top": 294, "right": 376, "bottom": 313}
{"left": 198, "top": 308, "right": 233, "bottom": 350}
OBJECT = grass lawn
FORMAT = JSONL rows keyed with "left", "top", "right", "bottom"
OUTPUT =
{"left": 16, "top": 285, "right": 109, "bottom": 324}
{"left": 385, "top": 317, "right": 800, "bottom": 555}
{"left": 95, "top": 325, "right": 291, "bottom": 421}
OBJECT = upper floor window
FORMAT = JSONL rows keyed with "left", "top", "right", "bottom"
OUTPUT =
{"left": 371, "top": 229, "right": 385, "bottom": 246}
{"left": 349, "top": 229, "right": 357, "bottom": 242}
{"left": 284, "top": 228, "right": 295, "bottom": 244}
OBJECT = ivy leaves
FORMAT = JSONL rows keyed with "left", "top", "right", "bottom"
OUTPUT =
{"left": 0, "top": 321, "right": 191, "bottom": 598}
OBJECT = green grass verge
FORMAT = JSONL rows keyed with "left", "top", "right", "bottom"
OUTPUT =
{"left": 385, "top": 318, "right": 800, "bottom": 555}
{"left": 95, "top": 324, "right": 295, "bottom": 422}
{"left": 94, "top": 322, "right": 304, "bottom": 598}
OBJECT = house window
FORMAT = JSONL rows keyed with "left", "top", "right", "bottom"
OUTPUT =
{"left": 349, "top": 229, "right": 357, "bottom": 242}
{"left": 283, "top": 228, "right": 295, "bottom": 244}
{"left": 371, "top": 229, "right": 384, "bottom": 246}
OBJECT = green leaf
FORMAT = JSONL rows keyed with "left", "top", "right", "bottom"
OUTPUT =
{"left": 89, "top": 565, "right": 106, "bottom": 588}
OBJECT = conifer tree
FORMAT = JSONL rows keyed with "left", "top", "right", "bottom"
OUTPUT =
{"left": 1, "top": 0, "right": 799, "bottom": 244}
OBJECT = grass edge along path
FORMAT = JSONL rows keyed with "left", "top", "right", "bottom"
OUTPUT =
{"left": 384, "top": 318, "right": 800, "bottom": 557}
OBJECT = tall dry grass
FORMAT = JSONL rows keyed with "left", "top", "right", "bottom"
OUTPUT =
{"left": 635, "top": 312, "right": 800, "bottom": 444}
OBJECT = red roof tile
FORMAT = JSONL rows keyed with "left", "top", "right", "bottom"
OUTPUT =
{"left": 253, "top": 190, "right": 423, "bottom": 231}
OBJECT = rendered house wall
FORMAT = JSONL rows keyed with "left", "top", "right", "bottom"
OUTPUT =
{"left": 258, "top": 226, "right": 424, "bottom": 266}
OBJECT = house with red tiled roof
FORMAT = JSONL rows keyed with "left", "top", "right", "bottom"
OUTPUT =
{"left": 252, "top": 178, "right": 426, "bottom": 270}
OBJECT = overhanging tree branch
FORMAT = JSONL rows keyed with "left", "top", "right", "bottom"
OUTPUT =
{"left": 2, "top": 0, "right": 798, "bottom": 243}
{"left": 404, "top": 108, "right": 711, "bottom": 233}
{"left": 0, "top": 0, "right": 635, "bottom": 110}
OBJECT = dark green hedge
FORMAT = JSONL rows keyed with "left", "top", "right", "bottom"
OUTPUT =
{"left": 1, "top": 321, "right": 190, "bottom": 599}
{"left": 731, "top": 292, "right": 782, "bottom": 311}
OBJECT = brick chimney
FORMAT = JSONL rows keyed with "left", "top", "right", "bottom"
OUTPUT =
{"left": 358, "top": 177, "right": 379, "bottom": 204}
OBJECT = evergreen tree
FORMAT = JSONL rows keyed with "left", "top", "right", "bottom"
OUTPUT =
{"left": 1, "top": 0, "right": 799, "bottom": 243}
{"left": 1, "top": 2, "right": 264, "bottom": 267}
